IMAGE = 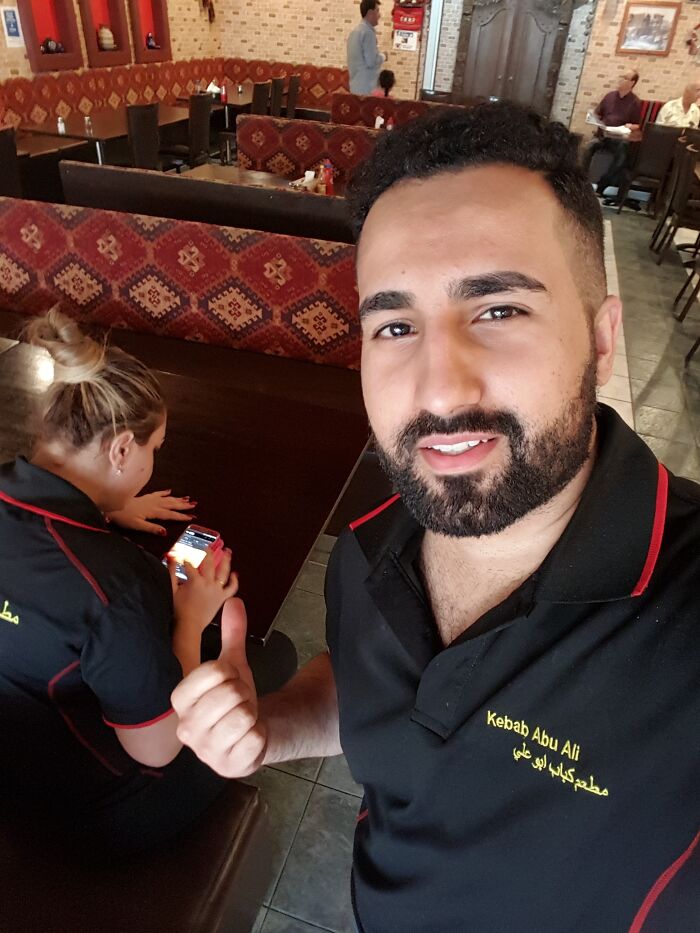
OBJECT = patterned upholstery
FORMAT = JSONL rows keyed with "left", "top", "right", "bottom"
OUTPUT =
{"left": 224, "top": 59, "right": 348, "bottom": 111}
{"left": 0, "top": 57, "right": 349, "bottom": 128}
{"left": 0, "top": 197, "right": 360, "bottom": 369}
{"left": 236, "top": 115, "right": 378, "bottom": 183}
{"left": 331, "top": 93, "right": 464, "bottom": 128}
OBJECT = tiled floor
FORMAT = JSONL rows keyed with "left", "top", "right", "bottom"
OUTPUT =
{"left": 249, "top": 210, "right": 700, "bottom": 933}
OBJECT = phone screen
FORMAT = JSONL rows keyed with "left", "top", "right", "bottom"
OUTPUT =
{"left": 168, "top": 527, "right": 219, "bottom": 580}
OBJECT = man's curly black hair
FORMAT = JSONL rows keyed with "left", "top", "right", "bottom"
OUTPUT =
{"left": 347, "top": 102, "right": 606, "bottom": 312}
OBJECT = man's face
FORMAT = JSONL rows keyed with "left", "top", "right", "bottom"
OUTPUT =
{"left": 618, "top": 72, "right": 636, "bottom": 95}
{"left": 366, "top": 6, "right": 380, "bottom": 26}
{"left": 357, "top": 165, "right": 620, "bottom": 537}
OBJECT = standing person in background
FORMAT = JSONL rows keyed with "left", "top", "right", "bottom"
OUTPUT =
{"left": 348, "top": 0, "right": 386, "bottom": 96}
{"left": 657, "top": 81, "right": 700, "bottom": 128}
{"left": 371, "top": 69, "right": 396, "bottom": 98}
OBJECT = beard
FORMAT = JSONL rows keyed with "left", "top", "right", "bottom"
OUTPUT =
{"left": 373, "top": 355, "right": 598, "bottom": 538}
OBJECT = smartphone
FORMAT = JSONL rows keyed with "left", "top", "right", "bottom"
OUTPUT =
{"left": 165, "top": 524, "right": 223, "bottom": 581}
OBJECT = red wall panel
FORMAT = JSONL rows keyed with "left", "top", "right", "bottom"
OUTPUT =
{"left": 31, "top": 0, "right": 60, "bottom": 41}
{"left": 90, "top": 0, "right": 112, "bottom": 27}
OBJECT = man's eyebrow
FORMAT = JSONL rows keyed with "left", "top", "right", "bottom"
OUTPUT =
{"left": 359, "top": 290, "right": 415, "bottom": 319}
{"left": 448, "top": 272, "right": 548, "bottom": 301}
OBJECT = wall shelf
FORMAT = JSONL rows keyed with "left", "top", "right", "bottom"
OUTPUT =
{"left": 77, "top": 0, "right": 132, "bottom": 68}
{"left": 17, "top": 0, "right": 84, "bottom": 73}
{"left": 127, "top": 0, "right": 172, "bottom": 64}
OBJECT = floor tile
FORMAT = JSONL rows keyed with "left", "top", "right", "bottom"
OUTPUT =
{"left": 630, "top": 378, "right": 687, "bottom": 413}
{"left": 271, "top": 785, "right": 358, "bottom": 933}
{"left": 597, "top": 373, "right": 631, "bottom": 403}
{"left": 273, "top": 587, "right": 328, "bottom": 667}
{"left": 317, "top": 755, "right": 363, "bottom": 798}
{"left": 271, "top": 758, "right": 323, "bottom": 782}
{"left": 294, "top": 560, "right": 326, "bottom": 597}
{"left": 634, "top": 406, "right": 696, "bottom": 446}
{"left": 262, "top": 909, "right": 335, "bottom": 932}
{"left": 639, "top": 434, "right": 700, "bottom": 481}
{"left": 252, "top": 907, "right": 269, "bottom": 933}
{"left": 612, "top": 354, "right": 629, "bottom": 378}
{"left": 627, "top": 355, "right": 685, "bottom": 388}
{"left": 242, "top": 767, "right": 315, "bottom": 906}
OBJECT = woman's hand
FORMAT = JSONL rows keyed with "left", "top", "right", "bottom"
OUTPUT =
{"left": 106, "top": 490, "right": 195, "bottom": 535}
{"left": 170, "top": 547, "right": 238, "bottom": 635}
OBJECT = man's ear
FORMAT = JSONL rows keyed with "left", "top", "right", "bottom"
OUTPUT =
{"left": 107, "top": 430, "right": 136, "bottom": 474}
{"left": 593, "top": 295, "right": 623, "bottom": 388}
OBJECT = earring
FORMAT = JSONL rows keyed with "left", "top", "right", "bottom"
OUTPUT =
{"left": 116, "top": 468, "right": 122, "bottom": 476}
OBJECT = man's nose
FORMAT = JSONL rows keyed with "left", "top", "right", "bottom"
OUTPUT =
{"left": 414, "top": 328, "right": 485, "bottom": 419}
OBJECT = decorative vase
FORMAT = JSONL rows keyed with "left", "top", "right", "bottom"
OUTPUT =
{"left": 97, "top": 24, "right": 116, "bottom": 51}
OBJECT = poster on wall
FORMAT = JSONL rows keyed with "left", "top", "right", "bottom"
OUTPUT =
{"left": 616, "top": 2, "right": 680, "bottom": 56}
{"left": 1, "top": 6, "right": 24, "bottom": 48}
{"left": 393, "top": 29, "right": 418, "bottom": 52}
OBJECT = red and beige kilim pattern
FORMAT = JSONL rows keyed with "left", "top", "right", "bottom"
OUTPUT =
{"left": 0, "top": 197, "right": 360, "bottom": 369}
{"left": 236, "top": 115, "right": 378, "bottom": 183}
{"left": 330, "top": 93, "right": 465, "bottom": 128}
{"left": 0, "top": 57, "right": 349, "bottom": 129}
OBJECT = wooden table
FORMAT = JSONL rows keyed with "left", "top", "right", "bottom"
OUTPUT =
{"left": 0, "top": 312, "right": 367, "bottom": 643}
{"left": 15, "top": 134, "right": 87, "bottom": 159}
{"left": 186, "top": 162, "right": 347, "bottom": 198}
{"left": 177, "top": 86, "right": 255, "bottom": 127}
{"left": 20, "top": 105, "right": 190, "bottom": 166}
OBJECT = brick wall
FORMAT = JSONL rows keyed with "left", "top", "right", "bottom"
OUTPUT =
{"left": 218, "top": 0, "right": 424, "bottom": 100}
{"left": 0, "top": 0, "right": 220, "bottom": 79}
{"left": 551, "top": 0, "right": 597, "bottom": 126}
{"left": 571, "top": 0, "right": 700, "bottom": 135}
{"left": 434, "top": 0, "right": 464, "bottom": 92}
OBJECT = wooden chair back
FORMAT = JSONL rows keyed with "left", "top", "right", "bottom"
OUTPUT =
{"left": 126, "top": 103, "right": 160, "bottom": 170}
{"left": 251, "top": 82, "right": 271, "bottom": 115}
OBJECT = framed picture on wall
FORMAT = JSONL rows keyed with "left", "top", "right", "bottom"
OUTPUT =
{"left": 1, "top": 6, "right": 24, "bottom": 48}
{"left": 616, "top": 2, "right": 681, "bottom": 56}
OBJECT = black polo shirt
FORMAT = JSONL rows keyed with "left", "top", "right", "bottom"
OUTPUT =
{"left": 0, "top": 457, "right": 182, "bottom": 811}
{"left": 326, "top": 405, "right": 700, "bottom": 933}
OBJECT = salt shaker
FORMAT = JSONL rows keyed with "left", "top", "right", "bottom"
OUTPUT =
{"left": 57, "top": 116, "right": 66, "bottom": 134}
{"left": 84, "top": 114, "right": 93, "bottom": 135}
{"left": 237, "top": 84, "right": 243, "bottom": 94}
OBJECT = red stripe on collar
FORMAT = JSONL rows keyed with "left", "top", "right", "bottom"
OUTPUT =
{"left": 0, "top": 489, "right": 108, "bottom": 533}
{"left": 350, "top": 493, "right": 401, "bottom": 531}
{"left": 630, "top": 463, "right": 668, "bottom": 597}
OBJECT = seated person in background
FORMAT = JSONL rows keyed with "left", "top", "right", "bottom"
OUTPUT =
{"left": 371, "top": 69, "right": 396, "bottom": 98}
{"left": 657, "top": 81, "right": 700, "bottom": 128}
{"left": 581, "top": 70, "right": 642, "bottom": 198}
{"left": 0, "top": 309, "right": 237, "bottom": 855}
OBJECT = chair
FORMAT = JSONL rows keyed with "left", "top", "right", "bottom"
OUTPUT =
{"left": 251, "top": 81, "right": 271, "bottom": 115}
{"left": 650, "top": 138, "right": 690, "bottom": 251}
{"left": 0, "top": 127, "right": 23, "bottom": 197}
{"left": 616, "top": 124, "right": 681, "bottom": 215}
{"left": 269, "top": 77, "right": 285, "bottom": 117}
{"left": 654, "top": 145, "right": 700, "bottom": 266}
{"left": 1, "top": 781, "right": 270, "bottom": 933}
{"left": 127, "top": 103, "right": 161, "bottom": 170}
{"left": 285, "top": 74, "right": 301, "bottom": 119}
{"left": 160, "top": 93, "right": 213, "bottom": 172}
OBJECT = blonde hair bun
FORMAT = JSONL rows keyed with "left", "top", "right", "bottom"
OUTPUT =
{"left": 25, "top": 307, "right": 105, "bottom": 386}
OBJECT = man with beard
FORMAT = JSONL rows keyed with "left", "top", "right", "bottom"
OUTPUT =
{"left": 172, "top": 104, "right": 700, "bottom": 932}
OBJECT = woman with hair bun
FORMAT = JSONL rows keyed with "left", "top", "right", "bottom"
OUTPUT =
{"left": 0, "top": 309, "right": 237, "bottom": 853}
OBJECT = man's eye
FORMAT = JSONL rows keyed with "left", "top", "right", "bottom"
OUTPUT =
{"left": 375, "top": 321, "right": 415, "bottom": 339}
{"left": 478, "top": 306, "right": 523, "bottom": 322}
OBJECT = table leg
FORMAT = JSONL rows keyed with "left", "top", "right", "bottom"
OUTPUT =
{"left": 95, "top": 140, "right": 105, "bottom": 165}
{"left": 225, "top": 105, "right": 230, "bottom": 129}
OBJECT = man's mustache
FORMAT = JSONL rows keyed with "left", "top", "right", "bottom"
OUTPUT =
{"left": 392, "top": 409, "right": 525, "bottom": 454}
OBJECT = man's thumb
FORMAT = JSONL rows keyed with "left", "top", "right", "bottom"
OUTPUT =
{"left": 220, "top": 597, "right": 249, "bottom": 668}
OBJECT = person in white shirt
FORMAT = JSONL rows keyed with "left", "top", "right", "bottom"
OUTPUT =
{"left": 347, "top": 0, "right": 386, "bottom": 96}
{"left": 657, "top": 82, "right": 700, "bottom": 128}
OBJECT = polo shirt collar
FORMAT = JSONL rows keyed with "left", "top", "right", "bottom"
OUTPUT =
{"left": 0, "top": 457, "right": 109, "bottom": 532}
{"left": 352, "top": 405, "right": 667, "bottom": 606}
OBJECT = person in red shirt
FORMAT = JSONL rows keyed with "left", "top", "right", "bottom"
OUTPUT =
{"left": 581, "top": 70, "right": 642, "bottom": 199}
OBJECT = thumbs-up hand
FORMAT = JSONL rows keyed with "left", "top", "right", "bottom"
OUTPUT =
{"left": 171, "top": 597, "right": 267, "bottom": 777}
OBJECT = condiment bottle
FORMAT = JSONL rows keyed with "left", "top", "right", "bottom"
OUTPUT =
{"left": 57, "top": 116, "right": 66, "bottom": 134}
{"left": 323, "top": 159, "right": 335, "bottom": 196}
{"left": 220, "top": 80, "right": 227, "bottom": 104}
